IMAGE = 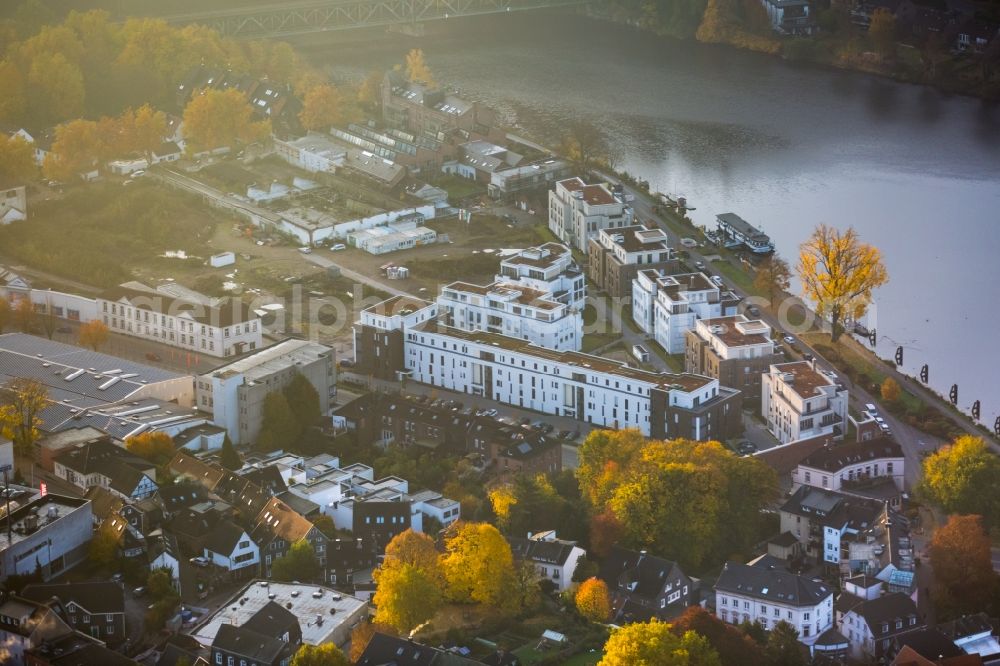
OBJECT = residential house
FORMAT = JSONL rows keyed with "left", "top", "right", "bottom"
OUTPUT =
{"left": 889, "top": 629, "right": 968, "bottom": 665}
{"left": 837, "top": 587, "right": 924, "bottom": 661}
{"left": 274, "top": 133, "right": 346, "bottom": 173}
{"left": 588, "top": 225, "right": 676, "bottom": 298}
{"left": 791, "top": 437, "right": 905, "bottom": 507}
{"left": 21, "top": 582, "right": 125, "bottom": 647}
{"left": 196, "top": 338, "right": 335, "bottom": 445}
{"left": 202, "top": 520, "right": 259, "bottom": 574}
{"left": 548, "top": 177, "right": 632, "bottom": 253}
{"left": 355, "top": 633, "right": 485, "bottom": 665}
{"left": 598, "top": 545, "right": 699, "bottom": 623}
{"left": 762, "top": 360, "right": 848, "bottom": 445}
{"left": 507, "top": 531, "right": 585, "bottom": 593}
{"left": 779, "top": 485, "right": 889, "bottom": 568}
{"left": 496, "top": 243, "right": 586, "bottom": 311}
{"left": 685, "top": 315, "right": 782, "bottom": 402}
{"left": 148, "top": 532, "right": 182, "bottom": 588}
{"left": 761, "top": 0, "right": 815, "bottom": 35}
{"left": 715, "top": 555, "right": 834, "bottom": 647}
{"left": 0, "top": 594, "right": 75, "bottom": 666}
{"left": 938, "top": 613, "right": 1000, "bottom": 660}
{"left": 53, "top": 438, "right": 158, "bottom": 501}
{"left": 0, "top": 181, "right": 27, "bottom": 224}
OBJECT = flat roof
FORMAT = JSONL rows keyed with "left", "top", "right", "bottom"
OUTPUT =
{"left": 362, "top": 295, "right": 434, "bottom": 317}
{"left": 411, "top": 318, "right": 713, "bottom": 393}
{"left": 208, "top": 339, "right": 332, "bottom": 382}
{"left": 772, "top": 360, "right": 836, "bottom": 398}
{"left": 601, "top": 226, "right": 670, "bottom": 253}
{"left": 0, "top": 494, "right": 90, "bottom": 552}
{"left": 441, "top": 281, "right": 562, "bottom": 311}
{"left": 191, "top": 580, "right": 366, "bottom": 647}
{"left": 499, "top": 243, "right": 571, "bottom": 270}
{"left": 699, "top": 316, "right": 771, "bottom": 347}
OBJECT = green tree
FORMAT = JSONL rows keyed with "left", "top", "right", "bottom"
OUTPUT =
{"left": 0, "top": 60, "right": 26, "bottom": 124}
{"left": 560, "top": 119, "right": 614, "bottom": 170}
{"left": 600, "top": 620, "right": 721, "bottom": 666}
{"left": 921, "top": 436, "right": 1000, "bottom": 527}
{"left": 765, "top": 621, "right": 806, "bottom": 666}
{"left": 312, "top": 514, "right": 337, "bottom": 538}
{"left": 87, "top": 524, "right": 120, "bottom": 567}
{"left": 0, "top": 377, "right": 48, "bottom": 457}
{"left": 290, "top": 643, "right": 350, "bottom": 666}
{"left": 147, "top": 567, "right": 176, "bottom": 600}
{"left": 219, "top": 435, "right": 242, "bottom": 470}
{"left": 798, "top": 224, "right": 888, "bottom": 342}
{"left": 441, "top": 522, "right": 516, "bottom": 608}
{"left": 271, "top": 539, "right": 319, "bottom": 582}
{"left": 372, "top": 562, "right": 442, "bottom": 634}
{"left": 575, "top": 577, "right": 611, "bottom": 622}
{"left": 929, "top": 514, "right": 1000, "bottom": 618}
{"left": 752, "top": 256, "right": 791, "bottom": 306}
{"left": 283, "top": 372, "right": 320, "bottom": 428}
{"left": 257, "top": 392, "right": 301, "bottom": 451}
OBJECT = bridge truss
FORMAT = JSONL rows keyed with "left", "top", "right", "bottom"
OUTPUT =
{"left": 164, "top": 0, "right": 587, "bottom": 38}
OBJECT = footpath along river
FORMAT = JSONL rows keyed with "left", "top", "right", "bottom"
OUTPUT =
{"left": 303, "top": 12, "right": 1000, "bottom": 424}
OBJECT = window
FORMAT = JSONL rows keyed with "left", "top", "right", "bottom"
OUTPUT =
{"left": 215, "top": 654, "right": 222, "bottom": 665}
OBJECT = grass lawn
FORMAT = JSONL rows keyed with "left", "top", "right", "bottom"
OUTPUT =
{"left": 711, "top": 258, "right": 759, "bottom": 295}
{"left": 648, "top": 341, "right": 684, "bottom": 372}
{"left": 562, "top": 652, "right": 602, "bottom": 665}
{"left": 582, "top": 332, "right": 620, "bottom": 354}
{"left": 430, "top": 174, "right": 488, "bottom": 201}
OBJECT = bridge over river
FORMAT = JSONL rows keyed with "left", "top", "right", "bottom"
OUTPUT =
{"left": 162, "top": 0, "right": 587, "bottom": 38}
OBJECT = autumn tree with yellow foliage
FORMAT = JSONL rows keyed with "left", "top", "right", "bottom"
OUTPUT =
{"left": 488, "top": 484, "right": 517, "bottom": 532}
{"left": 576, "top": 430, "right": 778, "bottom": 570}
{"left": 77, "top": 320, "right": 109, "bottom": 351}
{"left": 798, "top": 224, "right": 888, "bottom": 342}
{"left": 575, "top": 577, "right": 611, "bottom": 622}
{"left": 441, "top": 521, "right": 516, "bottom": 608}
{"left": 0, "top": 134, "right": 36, "bottom": 182}
{"left": 880, "top": 377, "right": 901, "bottom": 403}
{"left": 182, "top": 88, "right": 270, "bottom": 154}
{"left": 125, "top": 431, "right": 175, "bottom": 466}
{"left": 372, "top": 530, "right": 444, "bottom": 634}
{"left": 299, "top": 83, "right": 360, "bottom": 131}
{"left": 599, "top": 619, "right": 721, "bottom": 666}
{"left": 921, "top": 435, "right": 1000, "bottom": 527}
{"left": 0, "top": 377, "right": 48, "bottom": 457}
{"left": 405, "top": 48, "right": 435, "bottom": 87}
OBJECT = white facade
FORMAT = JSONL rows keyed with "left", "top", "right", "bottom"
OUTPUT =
{"left": 548, "top": 177, "right": 632, "bottom": 253}
{"left": 274, "top": 134, "right": 347, "bottom": 173}
{"left": 762, "top": 361, "right": 849, "bottom": 445}
{"left": 633, "top": 270, "right": 725, "bottom": 354}
{"left": 496, "top": 243, "right": 585, "bottom": 311}
{"left": 437, "top": 281, "right": 582, "bottom": 352}
{"left": 203, "top": 528, "right": 260, "bottom": 572}
{"left": 791, "top": 450, "right": 904, "bottom": 494}
{"left": 0, "top": 496, "right": 93, "bottom": 581}
{"left": 347, "top": 217, "right": 437, "bottom": 255}
{"left": 53, "top": 461, "right": 157, "bottom": 501}
{"left": 1, "top": 184, "right": 27, "bottom": 224}
{"left": 717, "top": 588, "right": 833, "bottom": 645}
{"left": 692, "top": 316, "right": 776, "bottom": 360}
{"left": 98, "top": 287, "right": 261, "bottom": 359}
{"left": 197, "top": 339, "right": 336, "bottom": 445}
{"left": 594, "top": 225, "right": 674, "bottom": 267}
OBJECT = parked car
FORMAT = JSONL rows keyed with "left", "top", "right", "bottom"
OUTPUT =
{"left": 736, "top": 441, "right": 759, "bottom": 456}
{"left": 298, "top": 246, "right": 313, "bottom": 254}
{"left": 482, "top": 408, "right": 498, "bottom": 418}
{"left": 783, "top": 335, "right": 796, "bottom": 344}
{"left": 339, "top": 358, "right": 354, "bottom": 368}
{"left": 694, "top": 261, "right": 706, "bottom": 270}
{"left": 711, "top": 275, "right": 724, "bottom": 287}
{"left": 111, "top": 573, "right": 123, "bottom": 583}
{"left": 189, "top": 556, "right": 209, "bottom": 567}
{"left": 133, "top": 586, "right": 147, "bottom": 597}
{"left": 129, "top": 170, "right": 145, "bottom": 178}
{"left": 865, "top": 403, "right": 878, "bottom": 414}
{"left": 331, "top": 243, "right": 347, "bottom": 251}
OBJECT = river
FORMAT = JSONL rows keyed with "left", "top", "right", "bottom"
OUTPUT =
{"left": 302, "top": 12, "right": 1000, "bottom": 426}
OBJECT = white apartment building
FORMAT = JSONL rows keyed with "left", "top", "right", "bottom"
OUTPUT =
{"left": 632, "top": 269, "right": 729, "bottom": 354}
{"left": 274, "top": 133, "right": 347, "bottom": 173}
{"left": 762, "top": 360, "right": 849, "bottom": 445}
{"left": 548, "top": 177, "right": 632, "bottom": 253}
{"left": 437, "top": 280, "right": 582, "bottom": 352}
{"left": 197, "top": 339, "right": 336, "bottom": 445}
{"left": 98, "top": 286, "right": 261, "bottom": 359}
{"left": 791, "top": 438, "right": 905, "bottom": 494}
{"left": 715, "top": 555, "right": 834, "bottom": 647}
{"left": 355, "top": 297, "right": 743, "bottom": 441}
{"left": 496, "top": 243, "right": 586, "bottom": 311}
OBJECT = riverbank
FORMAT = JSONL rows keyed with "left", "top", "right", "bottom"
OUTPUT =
{"left": 582, "top": 5, "right": 1000, "bottom": 101}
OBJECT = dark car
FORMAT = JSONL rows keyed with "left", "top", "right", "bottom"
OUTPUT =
{"left": 736, "top": 441, "right": 759, "bottom": 456}
{"left": 558, "top": 430, "right": 573, "bottom": 440}
{"left": 56, "top": 326, "right": 72, "bottom": 334}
